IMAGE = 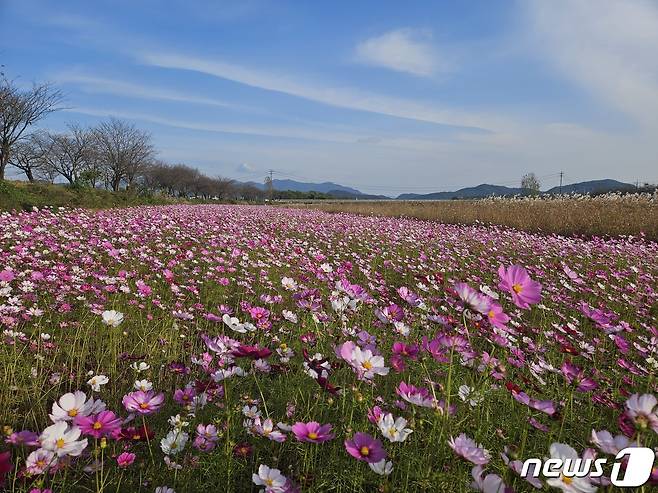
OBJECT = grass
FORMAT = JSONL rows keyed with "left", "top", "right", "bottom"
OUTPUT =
{"left": 290, "top": 198, "right": 658, "bottom": 241}
{"left": 0, "top": 181, "right": 186, "bottom": 211}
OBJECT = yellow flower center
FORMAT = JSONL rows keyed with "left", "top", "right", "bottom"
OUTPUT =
{"left": 93, "top": 421, "right": 102, "bottom": 430}
{"left": 512, "top": 283, "right": 523, "bottom": 294}
{"left": 37, "top": 460, "right": 46, "bottom": 467}
{"left": 488, "top": 310, "right": 495, "bottom": 319}
{"left": 56, "top": 438, "right": 65, "bottom": 449}
{"left": 636, "top": 415, "right": 648, "bottom": 428}
{"left": 68, "top": 409, "right": 78, "bottom": 417}
{"left": 139, "top": 403, "right": 149, "bottom": 409}
{"left": 265, "top": 479, "right": 274, "bottom": 486}
{"left": 308, "top": 432, "right": 318, "bottom": 440}
{"left": 360, "top": 446, "right": 370, "bottom": 456}
{"left": 362, "top": 360, "right": 373, "bottom": 370}
{"left": 561, "top": 474, "right": 573, "bottom": 485}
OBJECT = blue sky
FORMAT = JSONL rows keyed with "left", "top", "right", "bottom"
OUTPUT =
{"left": 2, "top": 0, "right": 657, "bottom": 194}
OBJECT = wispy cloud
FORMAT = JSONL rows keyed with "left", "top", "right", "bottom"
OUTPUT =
{"left": 354, "top": 28, "right": 438, "bottom": 76}
{"left": 524, "top": 0, "right": 658, "bottom": 131}
{"left": 54, "top": 74, "right": 244, "bottom": 110}
{"left": 63, "top": 106, "right": 374, "bottom": 144}
{"left": 138, "top": 52, "right": 509, "bottom": 131}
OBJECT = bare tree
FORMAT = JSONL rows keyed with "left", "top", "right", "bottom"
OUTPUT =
{"left": 92, "top": 118, "right": 155, "bottom": 191}
{"left": 0, "top": 78, "right": 63, "bottom": 180}
{"left": 7, "top": 133, "right": 46, "bottom": 182}
{"left": 33, "top": 125, "right": 94, "bottom": 185}
{"left": 521, "top": 172, "right": 541, "bottom": 194}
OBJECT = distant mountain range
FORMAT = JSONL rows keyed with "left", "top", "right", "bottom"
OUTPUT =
{"left": 238, "top": 178, "right": 637, "bottom": 200}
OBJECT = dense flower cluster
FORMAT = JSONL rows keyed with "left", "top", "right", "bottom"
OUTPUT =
{"left": 0, "top": 204, "right": 656, "bottom": 492}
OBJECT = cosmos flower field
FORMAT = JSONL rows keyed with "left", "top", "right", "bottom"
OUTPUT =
{"left": 0, "top": 204, "right": 657, "bottom": 492}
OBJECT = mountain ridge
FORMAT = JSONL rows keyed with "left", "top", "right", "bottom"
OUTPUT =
{"left": 236, "top": 178, "right": 638, "bottom": 200}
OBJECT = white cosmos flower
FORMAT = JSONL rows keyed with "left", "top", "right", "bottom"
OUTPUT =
{"left": 282, "top": 310, "right": 298, "bottom": 323}
{"left": 160, "top": 430, "right": 189, "bottom": 456}
{"left": 87, "top": 374, "right": 109, "bottom": 392}
{"left": 222, "top": 314, "right": 256, "bottom": 333}
{"left": 458, "top": 385, "right": 484, "bottom": 407}
{"left": 134, "top": 379, "right": 153, "bottom": 391}
{"left": 369, "top": 458, "right": 394, "bottom": 475}
{"left": 352, "top": 346, "right": 389, "bottom": 379}
{"left": 545, "top": 443, "right": 597, "bottom": 493}
{"left": 155, "top": 487, "right": 176, "bottom": 493}
{"left": 479, "top": 285, "right": 499, "bottom": 300}
{"left": 320, "top": 263, "right": 333, "bottom": 273}
{"left": 40, "top": 422, "right": 88, "bottom": 457}
{"left": 377, "top": 413, "right": 413, "bottom": 442}
{"left": 243, "top": 405, "right": 261, "bottom": 419}
{"left": 101, "top": 310, "right": 124, "bottom": 327}
{"left": 252, "top": 464, "right": 287, "bottom": 492}
{"left": 50, "top": 391, "right": 97, "bottom": 422}
{"left": 131, "top": 362, "right": 150, "bottom": 372}
{"left": 280, "top": 277, "right": 298, "bottom": 290}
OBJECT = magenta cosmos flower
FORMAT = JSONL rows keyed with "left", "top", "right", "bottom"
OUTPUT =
{"left": 231, "top": 344, "right": 272, "bottom": 359}
{"left": 75, "top": 410, "right": 122, "bottom": 438}
{"left": 122, "top": 390, "right": 165, "bottom": 415}
{"left": 116, "top": 452, "right": 136, "bottom": 468}
{"left": 344, "top": 432, "right": 386, "bottom": 463}
{"left": 497, "top": 265, "right": 542, "bottom": 309}
{"left": 291, "top": 421, "right": 335, "bottom": 443}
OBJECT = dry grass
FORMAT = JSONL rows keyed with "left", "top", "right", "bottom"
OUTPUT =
{"left": 289, "top": 199, "right": 658, "bottom": 240}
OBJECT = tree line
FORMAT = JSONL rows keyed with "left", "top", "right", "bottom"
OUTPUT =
{"left": 0, "top": 75, "right": 268, "bottom": 200}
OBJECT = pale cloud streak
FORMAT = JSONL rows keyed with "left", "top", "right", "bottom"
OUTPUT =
{"left": 524, "top": 0, "right": 658, "bottom": 131}
{"left": 54, "top": 74, "right": 243, "bottom": 110}
{"left": 354, "top": 28, "right": 438, "bottom": 76}
{"left": 138, "top": 51, "right": 511, "bottom": 132}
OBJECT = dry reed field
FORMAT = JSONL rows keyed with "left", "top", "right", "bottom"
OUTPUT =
{"left": 291, "top": 195, "right": 658, "bottom": 241}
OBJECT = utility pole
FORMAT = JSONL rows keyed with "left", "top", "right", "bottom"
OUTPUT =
{"left": 265, "top": 169, "right": 274, "bottom": 201}
{"left": 559, "top": 171, "right": 563, "bottom": 194}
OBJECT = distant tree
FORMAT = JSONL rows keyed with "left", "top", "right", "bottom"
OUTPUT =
{"left": 33, "top": 125, "right": 95, "bottom": 185}
{"left": 92, "top": 118, "right": 154, "bottom": 191}
{"left": 7, "top": 132, "right": 46, "bottom": 182}
{"left": 0, "top": 77, "right": 63, "bottom": 180}
{"left": 521, "top": 173, "right": 541, "bottom": 194}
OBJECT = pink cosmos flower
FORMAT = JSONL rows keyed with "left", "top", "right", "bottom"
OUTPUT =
{"left": 173, "top": 387, "right": 196, "bottom": 406}
{"left": 485, "top": 302, "right": 510, "bottom": 329}
{"left": 291, "top": 421, "right": 334, "bottom": 443}
{"left": 396, "top": 381, "right": 435, "bottom": 408}
{"left": 561, "top": 361, "right": 598, "bottom": 392}
{"left": 75, "top": 411, "right": 122, "bottom": 438}
{"left": 497, "top": 265, "right": 542, "bottom": 309}
{"left": 454, "top": 283, "right": 490, "bottom": 314}
{"left": 122, "top": 390, "right": 165, "bottom": 415}
{"left": 470, "top": 465, "right": 512, "bottom": 493}
{"left": 196, "top": 424, "right": 218, "bottom": 442}
{"left": 448, "top": 434, "right": 491, "bottom": 465}
{"left": 344, "top": 432, "right": 386, "bottom": 463}
{"left": 5, "top": 430, "right": 39, "bottom": 447}
{"left": 116, "top": 452, "right": 136, "bottom": 468}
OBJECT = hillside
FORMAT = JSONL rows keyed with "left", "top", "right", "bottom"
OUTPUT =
{"left": 545, "top": 179, "right": 635, "bottom": 195}
{"left": 398, "top": 184, "right": 528, "bottom": 200}
{"left": 245, "top": 179, "right": 364, "bottom": 195}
